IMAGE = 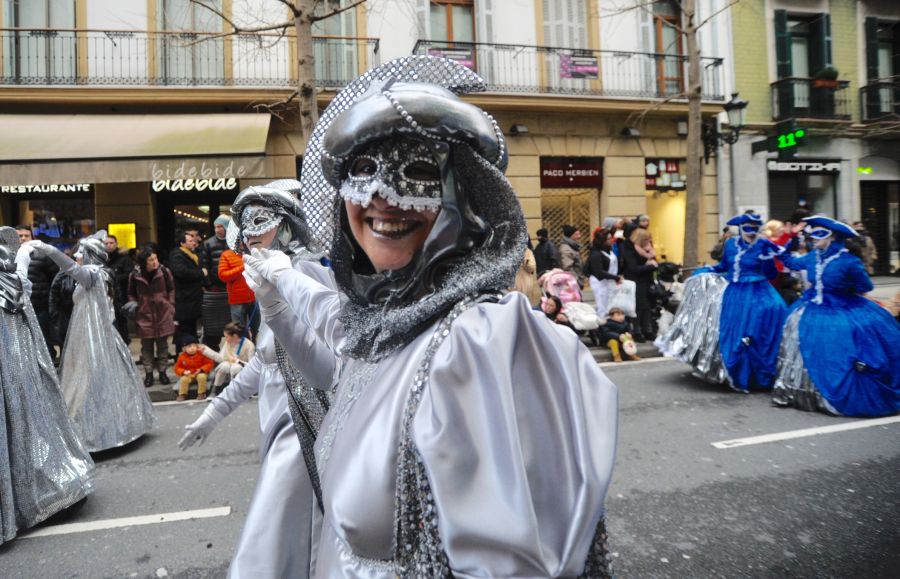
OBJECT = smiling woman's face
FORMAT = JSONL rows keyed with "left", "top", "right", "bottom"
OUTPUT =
{"left": 345, "top": 196, "right": 439, "bottom": 273}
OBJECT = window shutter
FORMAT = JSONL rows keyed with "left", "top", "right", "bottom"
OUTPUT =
{"left": 774, "top": 10, "right": 791, "bottom": 78}
{"left": 822, "top": 13, "right": 832, "bottom": 68}
{"left": 416, "top": 0, "right": 429, "bottom": 40}
{"left": 476, "top": 0, "right": 493, "bottom": 42}
{"left": 808, "top": 13, "right": 828, "bottom": 75}
{"left": 865, "top": 17, "right": 879, "bottom": 81}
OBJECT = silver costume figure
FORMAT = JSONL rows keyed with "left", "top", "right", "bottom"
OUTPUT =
{"left": 179, "top": 181, "right": 339, "bottom": 578}
{"left": 245, "top": 57, "right": 618, "bottom": 578}
{"left": 29, "top": 232, "right": 155, "bottom": 452}
{"left": 0, "top": 227, "right": 94, "bottom": 545}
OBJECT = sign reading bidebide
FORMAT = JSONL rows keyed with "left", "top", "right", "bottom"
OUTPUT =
{"left": 1, "top": 183, "right": 94, "bottom": 194}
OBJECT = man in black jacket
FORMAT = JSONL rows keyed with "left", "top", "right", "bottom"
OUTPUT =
{"left": 17, "top": 226, "right": 59, "bottom": 358}
{"left": 533, "top": 228, "right": 561, "bottom": 277}
{"left": 199, "top": 215, "right": 231, "bottom": 347}
{"left": 105, "top": 234, "right": 133, "bottom": 342}
{"left": 170, "top": 229, "right": 206, "bottom": 351}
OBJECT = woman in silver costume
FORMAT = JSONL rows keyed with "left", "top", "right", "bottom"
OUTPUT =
{"left": 244, "top": 57, "right": 618, "bottom": 578}
{"left": 178, "top": 180, "right": 338, "bottom": 578}
{"left": 0, "top": 227, "right": 94, "bottom": 545}
{"left": 28, "top": 232, "right": 155, "bottom": 452}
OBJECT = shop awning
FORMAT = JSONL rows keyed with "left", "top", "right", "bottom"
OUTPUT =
{"left": 0, "top": 113, "right": 274, "bottom": 186}
{"left": 0, "top": 113, "right": 271, "bottom": 162}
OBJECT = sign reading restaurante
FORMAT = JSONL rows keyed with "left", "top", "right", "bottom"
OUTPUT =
{"left": 1, "top": 183, "right": 94, "bottom": 194}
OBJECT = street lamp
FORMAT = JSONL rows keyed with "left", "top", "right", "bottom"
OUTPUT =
{"left": 722, "top": 92, "right": 749, "bottom": 139}
{"left": 702, "top": 92, "right": 749, "bottom": 218}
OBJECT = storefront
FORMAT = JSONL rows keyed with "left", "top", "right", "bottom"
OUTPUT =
{"left": 644, "top": 158, "right": 687, "bottom": 264}
{"left": 858, "top": 155, "right": 900, "bottom": 275}
{"left": 766, "top": 159, "right": 840, "bottom": 219}
{"left": 2, "top": 183, "right": 96, "bottom": 250}
{"left": 539, "top": 156, "right": 602, "bottom": 259}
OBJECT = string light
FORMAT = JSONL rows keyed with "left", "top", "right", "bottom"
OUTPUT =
{"left": 173, "top": 209, "right": 207, "bottom": 223}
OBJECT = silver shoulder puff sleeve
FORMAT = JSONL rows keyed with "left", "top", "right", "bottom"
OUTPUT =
{"left": 414, "top": 293, "right": 619, "bottom": 577}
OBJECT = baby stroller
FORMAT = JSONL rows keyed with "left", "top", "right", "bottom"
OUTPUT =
{"left": 539, "top": 268, "right": 603, "bottom": 346}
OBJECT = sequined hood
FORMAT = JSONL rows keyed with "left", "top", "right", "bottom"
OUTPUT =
{"left": 226, "top": 179, "right": 320, "bottom": 258}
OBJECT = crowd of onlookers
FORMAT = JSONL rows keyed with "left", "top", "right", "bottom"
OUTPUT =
{"left": 15, "top": 217, "right": 258, "bottom": 395}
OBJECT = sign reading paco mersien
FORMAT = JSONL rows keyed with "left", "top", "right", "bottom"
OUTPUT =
{"left": 540, "top": 157, "right": 603, "bottom": 188}
{"left": 1, "top": 183, "right": 93, "bottom": 194}
{"left": 767, "top": 160, "right": 841, "bottom": 174}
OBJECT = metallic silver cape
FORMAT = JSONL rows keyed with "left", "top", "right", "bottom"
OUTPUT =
{"left": 225, "top": 260, "right": 340, "bottom": 579}
{"left": 0, "top": 283, "right": 94, "bottom": 544}
{"left": 272, "top": 268, "right": 618, "bottom": 577}
{"left": 771, "top": 305, "right": 839, "bottom": 415}
{"left": 58, "top": 265, "right": 156, "bottom": 452}
{"left": 655, "top": 272, "right": 730, "bottom": 385}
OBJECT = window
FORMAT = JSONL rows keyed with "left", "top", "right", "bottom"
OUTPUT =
{"left": 157, "top": 0, "right": 224, "bottom": 84}
{"left": 864, "top": 18, "right": 899, "bottom": 117}
{"left": 653, "top": 1, "right": 683, "bottom": 95}
{"left": 430, "top": 0, "right": 474, "bottom": 44}
{"left": 312, "top": 0, "right": 358, "bottom": 84}
{"left": 1, "top": 0, "right": 76, "bottom": 83}
{"left": 774, "top": 11, "right": 833, "bottom": 117}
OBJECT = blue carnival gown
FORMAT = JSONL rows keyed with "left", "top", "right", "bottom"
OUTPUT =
{"left": 778, "top": 242, "right": 900, "bottom": 417}
{"left": 707, "top": 237, "right": 787, "bottom": 391}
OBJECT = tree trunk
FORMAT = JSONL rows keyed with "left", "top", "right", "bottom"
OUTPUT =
{"left": 296, "top": 0, "right": 318, "bottom": 146}
{"left": 683, "top": 0, "right": 703, "bottom": 267}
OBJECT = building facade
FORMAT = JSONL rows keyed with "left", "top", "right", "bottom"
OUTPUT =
{"left": 1, "top": 0, "right": 733, "bottom": 264}
{"left": 727, "top": 0, "right": 899, "bottom": 274}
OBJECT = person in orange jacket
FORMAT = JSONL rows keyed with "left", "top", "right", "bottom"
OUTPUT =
{"left": 173, "top": 334, "right": 214, "bottom": 401}
{"left": 218, "top": 248, "right": 258, "bottom": 339}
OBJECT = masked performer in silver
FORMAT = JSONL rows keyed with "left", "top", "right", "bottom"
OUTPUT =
{"left": 28, "top": 232, "right": 155, "bottom": 452}
{"left": 0, "top": 227, "right": 94, "bottom": 545}
{"left": 178, "top": 180, "right": 339, "bottom": 578}
{"left": 244, "top": 56, "right": 618, "bottom": 578}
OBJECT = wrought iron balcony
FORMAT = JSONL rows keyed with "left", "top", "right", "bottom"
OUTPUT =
{"left": 860, "top": 81, "right": 900, "bottom": 121}
{"left": 771, "top": 77, "right": 851, "bottom": 121}
{"left": 412, "top": 40, "right": 725, "bottom": 101}
{"left": 0, "top": 28, "right": 379, "bottom": 89}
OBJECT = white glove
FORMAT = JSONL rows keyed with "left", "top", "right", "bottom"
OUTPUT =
{"left": 245, "top": 248, "right": 292, "bottom": 284}
{"left": 26, "top": 239, "right": 74, "bottom": 270}
{"left": 243, "top": 249, "right": 290, "bottom": 318}
{"left": 177, "top": 404, "right": 226, "bottom": 450}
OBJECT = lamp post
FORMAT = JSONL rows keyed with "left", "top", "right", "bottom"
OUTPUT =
{"left": 703, "top": 92, "right": 749, "bottom": 217}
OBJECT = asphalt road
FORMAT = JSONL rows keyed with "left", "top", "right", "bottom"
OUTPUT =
{"left": 1, "top": 359, "right": 897, "bottom": 578}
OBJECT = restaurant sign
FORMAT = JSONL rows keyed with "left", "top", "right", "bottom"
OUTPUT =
{"left": 151, "top": 159, "right": 247, "bottom": 193}
{"left": 1, "top": 183, "right": 94, "bottom": 194}
{"left": 540, "top": 157, "right": 603, "bottom": 188}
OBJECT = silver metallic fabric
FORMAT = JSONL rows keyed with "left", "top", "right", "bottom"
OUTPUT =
{"left": 227, "top": 179, "right": 316, "bottom": 255}
{"left": 655, "top": 272, "right": 730, "bottom": 385}
{"left": 273, "top": 269, "right": 618, "bottom": 577}
{"left": 771, "top": 305, "right": 839, "bottom": 415}
{"left": 0, "top": 257, "right": 94, "bottom": 544}
{"left": 58, "top": 264, "right": 156, "bottom": 451}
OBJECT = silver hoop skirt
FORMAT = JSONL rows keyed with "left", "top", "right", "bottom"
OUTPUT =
{"left": 1, "top": 299, "right": 94, "bottom": 544}
{"left": 59, "top": 273, "right": 156, "bottom": 452}
{"left": 655, "top": 272, "right": 730, "bottom": 384}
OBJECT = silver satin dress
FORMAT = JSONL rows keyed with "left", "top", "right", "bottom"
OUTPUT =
{"left": 58, "top": 264, "right": 155, "bottom": 451}
{"left": 0, "top": 272, "right": 94, "bottom": 545}
{"left": 226, "top": 259, "right": 339, "bottom": 578}
{"left": 274, "top": 269, "right": 619, "bottom": 578}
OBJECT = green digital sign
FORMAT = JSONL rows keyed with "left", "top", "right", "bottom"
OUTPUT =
{"left": 776, "top": 128, "right": 805, "bottom": 149}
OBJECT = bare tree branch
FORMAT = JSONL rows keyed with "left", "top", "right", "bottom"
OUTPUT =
{"left": 271, "top": 0, "right": 301, "bottom": 16}
{"left": 185, "top": 0, "right": 291, "bottom": 44}
{"left": 696, "top": 0, "right": 740, "bottom": 31}
{"left": 624, "top": 91, "right": 690, "bottom": 126}
{"left": 309, "top": 0, "right": 367, "bottom": 23}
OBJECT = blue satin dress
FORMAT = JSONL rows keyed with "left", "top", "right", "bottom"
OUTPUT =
{"left": 708, "top": 237, "right": 787, "bottom": 391}
{"left": 780, "top": 242, "right": 900, "bottom": 417}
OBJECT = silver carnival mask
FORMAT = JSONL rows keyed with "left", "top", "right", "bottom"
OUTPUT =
{"left": 340, "top": 138, "right": 442, "bottom": 213}
{"left": 240, "top": 205, "right": 284, "bottom": 239}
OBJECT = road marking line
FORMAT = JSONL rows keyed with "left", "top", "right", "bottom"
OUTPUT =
{"left": 712, "top": 416, "right": 900, "bottom": 449}
{"left": 19, "top": 506, "right": 231, "bottom": 539}
{"left": 597, "top": 356, "right": 676, "bottom": 368}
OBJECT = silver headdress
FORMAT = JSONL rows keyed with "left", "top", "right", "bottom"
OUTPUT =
{"left": 226, "top": 179, "right": 318, "bottom": 257}
{"left": 75, "top": 230, "right": 109, "bottom": 265}
{"left": 301, "top": 55, "right": 526, "bottom": 360}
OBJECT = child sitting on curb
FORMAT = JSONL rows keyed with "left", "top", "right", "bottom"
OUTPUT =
{"left": 602, "top": 307, "right": 641, "bottom": 363}
{"left": 174, "top": 335, "right": 214, "bottom": 401}
{"left": 200, "top": 321, "right": 255, "bottom": 393}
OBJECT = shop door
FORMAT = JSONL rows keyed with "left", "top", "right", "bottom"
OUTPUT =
{"left": 860, "top": 181, "right": 900, "bottom": 275}
{"left": 540, "top": 189, "right": 599, "bottom": 263}
{"left": 155, "top": 190, "right": 238, "bottom": 257}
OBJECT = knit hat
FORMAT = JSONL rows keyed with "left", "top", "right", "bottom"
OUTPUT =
{"left": 179, "top": 333, "right": 200, "bottom": 348}
{"left": 562, "top": 225, "right": 577, "bottom": 238}
{"left": 214, "top": 214, "right": 231, "bottom": 228}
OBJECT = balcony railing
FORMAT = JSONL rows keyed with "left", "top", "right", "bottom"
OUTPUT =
{"left": 0, "top": 28, "right": 379, "bottom": 89}
{"left": 771, "top": 77, "right": 851, "bottom": 121}
{"left": 860, "top": 81, "right": 900, "bottom": 121}
{"left": 412, "top": 40, "right": 725, "bottom": 101}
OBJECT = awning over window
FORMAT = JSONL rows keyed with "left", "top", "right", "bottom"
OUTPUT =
{"left": 0, "top": 113, "right": 271, "bottom": 162}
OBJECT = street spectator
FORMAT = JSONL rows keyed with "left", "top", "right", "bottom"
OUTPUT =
{"left": 199, "top": 215, "right": 231, "bottom": 347}
{"left": 541, "top": 295, "right": 575, "bottom": 332}
{"left": 218, "top": 247, "right": 258, "bottom": 339}
{"left": 602, "top": 307, "right": 640, "bottom": 363}
{"left": 105, "top": 234, "right": 133, "bottom": 343}
{"left": 48, "top": 267, "right": 77, "bottom": 349}
{"left": 174, "top": 335, "right": 214, "bottom": 402}
{"left": 532, "top": 227, "right": 560, "bottom": 276}
{"left": 585, "top": 228, "right": 622, "bottom": 319}
{"left": 127, "top": 246, "right": 176, "bottom": 387}
{"left": 513, "top": 241, "right": 541, "bottom": 306}
{"left": 16, "top": 225, "right": 59, "bottom": 359}
{"left": 169, "top": 229, "right": 206, "bottom": 350}
{"left": 622, "top": 226, "right": 659, "bottom": 341}
{"left": 199, "top": 321, "right": 255, "bottom": 392}
{"left": 559, "top": 224, "right": 585, "bottom": 286}
{"left": 850, "top": 221, "right": 878, "bottom": 274}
